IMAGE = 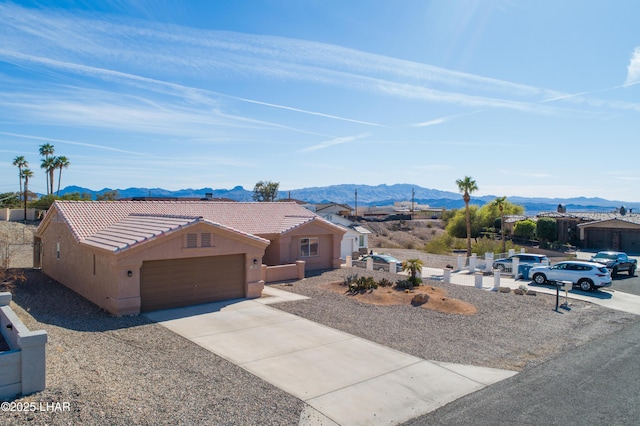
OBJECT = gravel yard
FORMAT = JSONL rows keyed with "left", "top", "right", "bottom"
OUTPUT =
{"left": 2, "top": 221, "right": 639, "bottom": 425}
{"left": 2, "top": 270, "right": 302, "bottom": 425}
{"left": 271, "top": 268, "right": 639, "bottom": 371}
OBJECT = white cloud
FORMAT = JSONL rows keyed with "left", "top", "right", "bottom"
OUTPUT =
{"left": 299, "top": 134, "right": 369, "bottom": 152}
{"left": 625, "top": 47, "right": 640, "bottom": 86}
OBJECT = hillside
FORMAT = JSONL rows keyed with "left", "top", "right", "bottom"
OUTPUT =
{"left": 57, "top": 183, "right": 640, "bottom": 215}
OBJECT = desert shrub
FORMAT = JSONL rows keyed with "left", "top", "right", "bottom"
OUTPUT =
{"left": 395, "top": 279, "right": 414, "bottom": 289}
{"left": 424, "top": 233, "right": 454, "bottom": 254}
{"left": 426, "top": 222, "right": 433, "bottom": 228}
{"left": 378, "top": 278, "right": 392, "bottom": 287}
{"left": 395, "top": 277, "right": 421, "bottom": 289}
{"left": 346, "top": 276, "right": 378, "bottom": 292}
{"left": 405, "top": 241, "right": 415, "bottom": 250}
{"left": 472, "top": 237, "right": 519, "bottom": 255}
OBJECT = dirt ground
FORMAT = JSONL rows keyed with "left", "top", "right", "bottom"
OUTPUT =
{"left": 366, "top": 219, "right": 446, "bottom": 250}
{"left": 319, "top": 280, "right": 477, "bottom": 315}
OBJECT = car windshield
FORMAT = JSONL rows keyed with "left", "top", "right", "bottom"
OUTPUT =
{"left": 378, "top": 255, "right": 399, "bottom": 263}
{"left": 593, "top": 253, "right": 617, "bottom": 260}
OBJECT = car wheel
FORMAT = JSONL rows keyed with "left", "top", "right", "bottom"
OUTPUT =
{"left": 612, "top": 266, "right": 618, "bottom": 277}
{"left": 496, "top": 264, "right": 505, "bottom": 272}
{"left": 630, "top": 266, "right": 636, "bottom": 276}
{"left": 378, "top": 267, "right": 385, "bottom": 272}
{"left": 578, "top": 279, "right": 593, "bottom": 292}
{"left": 532, "top": 273, "right": 546, "bottom": 285}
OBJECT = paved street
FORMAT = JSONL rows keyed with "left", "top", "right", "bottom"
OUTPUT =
{"left": 403, "top": 316, "right": 640, "bottom": 425}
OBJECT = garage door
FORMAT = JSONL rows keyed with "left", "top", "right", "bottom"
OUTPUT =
{"left": 585, "top": 229, "right": 612, "bottom": 250}
{"left": 140, "top": 254, "right": 245, "bottom": 312}
{"left": 621, "top": 230, "right": 640, "bottom": 254}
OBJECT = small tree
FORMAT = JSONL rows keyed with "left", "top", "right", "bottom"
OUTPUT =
{"left": 96, "top": 190, "right": 120, "bottom": 201}
{"left": 513, "top": 219, "right": 537, "bottom": 240}
{"left": 253, "top": 181, "right": 279, "bottom": 202}
{"left": 402, "top": 258, "right": 424, "bottom": 286}
{"left": 536, "top": 217, "right": 557, "bottom": 243}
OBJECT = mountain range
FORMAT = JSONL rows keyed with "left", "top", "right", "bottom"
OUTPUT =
{"left": 59, "top": 184, "right": 639, "bottom": 216}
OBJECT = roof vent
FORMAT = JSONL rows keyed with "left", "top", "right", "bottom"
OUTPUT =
{"left": 557, "top": 204, "right": 566, "bottom": 213}
{"left": 620, "top": 206, "right": 627, "bottom": 216}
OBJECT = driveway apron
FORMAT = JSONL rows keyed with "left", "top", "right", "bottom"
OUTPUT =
{"left": 145, "top": 287, "right": 517, "bottom": 425}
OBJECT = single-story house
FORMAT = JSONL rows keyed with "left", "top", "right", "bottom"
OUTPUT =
{"left": 33, "top": 201, "right": 345, "bottom": 315}
{"left": 577, "top": 216, "right": 640, "bottom": 253}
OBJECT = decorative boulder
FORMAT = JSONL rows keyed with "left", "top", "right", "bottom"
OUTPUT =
{"left": 411, "top": 293, "right": 430, "bottom": 306}
{"left": 514, "top": 288, "right": 525, "bottom": 295}
{"left": 498, "top": 287, "right": 511, "bottom": 293}
{"left": 526, "top": 290, "right": 537, "bottom": 296}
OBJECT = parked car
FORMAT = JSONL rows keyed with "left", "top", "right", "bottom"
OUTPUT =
{"left": 528, "top": 260, "right": 612, "bottom": 291}
{"left": 353, "top": 254, "right": 403, "bottom": 272}
{"left": 493, "top": 253, "right": 549, "bottom": 272}
{"left": 589, "top": 251, "right": 637, "bottom": 276}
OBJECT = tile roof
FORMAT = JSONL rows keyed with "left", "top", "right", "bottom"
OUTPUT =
{"left": 44, "top": 201, "right": 342, "bottom": 244}
{"left": 537, "top": 211, "right": 640, "bottom": 224}
{"left": 82, "top": 214, "right": 201, "bottom": 252}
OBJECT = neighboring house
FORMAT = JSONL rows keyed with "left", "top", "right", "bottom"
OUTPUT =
{"left": 538, "top": 206, "right": 640, "bottom": 253}
{"left": 577, "top": 216, "right": 640, "bottom": 253}
{"left": 33, "top": 201, "right": 345, "bottom": 315}
{"left": 317, "top": 212, "right": 372, "bottom": 259}
{"left": 315, "top": 203, "right": 353, "bottom": 216}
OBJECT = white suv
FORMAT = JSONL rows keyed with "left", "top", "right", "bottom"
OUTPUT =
{"left": 528, "top": 261, "right": 612, "bottom": 291}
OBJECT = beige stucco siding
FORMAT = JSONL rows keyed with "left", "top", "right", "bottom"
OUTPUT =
{"left": 38, "top": 219, "right": 267, "bottom": 316}
{"left": 38, "top": 221, "right": 119, "bottom": 312}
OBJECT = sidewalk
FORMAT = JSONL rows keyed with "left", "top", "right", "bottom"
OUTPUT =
{"left": 422, "top": 267, "right": 640, "bottom": 316}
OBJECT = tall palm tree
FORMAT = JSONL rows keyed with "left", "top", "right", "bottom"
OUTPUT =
{"left": 39, "top": 143, "right": 55, "bottom": 194}
{"left": 21, "top": 168, "right": 33, "bottom": 223}
{"left": 492, "top": 196, "right": 507, "bottom": 253}
{"left": 456, "top": 176, "right": 478, "bottom": 257}
{"left": 54, "top": 156, "right": 70, "bottom": 196}
{"left": 41, "top": 157, "right": 56, "bottom": 195}
{"left": 12, "top": 156, "right": 28, "bottom": 206}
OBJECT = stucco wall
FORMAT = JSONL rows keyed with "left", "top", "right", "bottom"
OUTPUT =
{"left": 38, "top": 219, "right": 267, "bottom": 316}
{"left": 38, "top": 220, "right": 117, "bottom": 312}
{"left": 283, "top": 222, "right": 344, "bottom": 271}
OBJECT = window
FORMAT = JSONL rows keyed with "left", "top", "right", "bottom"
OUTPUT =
{"left": 186, "top": 233, "right": 197, "bottom": 248}
{"left": 201, "top": 233, "right": 212, "bottom": 247}
{"left": 300, "top": 237, "right": 319, "bottom": 257}
{"left": 56, "top": 242, "right": 60, "bottom": 259}
{"left": 359, "top": 235, "right": 365, "bottom": 247}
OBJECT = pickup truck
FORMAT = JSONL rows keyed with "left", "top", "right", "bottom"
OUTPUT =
{"left": 589, "top": 251, "right": 637, "bottom": 276}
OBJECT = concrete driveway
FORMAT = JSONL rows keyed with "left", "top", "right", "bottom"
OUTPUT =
{"left": 145, "top": 287, "right": 517, "bottom": 425}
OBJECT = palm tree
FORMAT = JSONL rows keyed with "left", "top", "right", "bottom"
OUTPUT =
{"left": 456, "top": 176, "right": 478, "bottom": 257}
{"left": 54, "top": 156, "right": 70, "bottom": 196}
{"left": 12, "top": 156, "right": 28, "bottom": 207}
{"left": 21, "top": 168, "right": 33, "bottom": 223}
{"left": 402, "top": 258, "right": 424, "bottom": 285}
{"left": 39, "top": 143, "right": 55, "bottom": 194}
{"left": 41, "top": 157, "right": 56, "bottom": 195}
{"left": 492, "top": 196, "right": 507, "bottom": 253}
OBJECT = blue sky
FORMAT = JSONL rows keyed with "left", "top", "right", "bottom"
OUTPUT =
{"left": 1, "top": 0, "right": 639, "bottom": 201}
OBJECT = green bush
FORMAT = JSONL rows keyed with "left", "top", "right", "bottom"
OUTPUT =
{"left": 395, "top": 278, "right": 421, "bottom": 289}
{"left": 378, "top": 278, "right": 392, "bottom": 287}
{"left": 472, "top": 237, "right": 519, "bottom": 255}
